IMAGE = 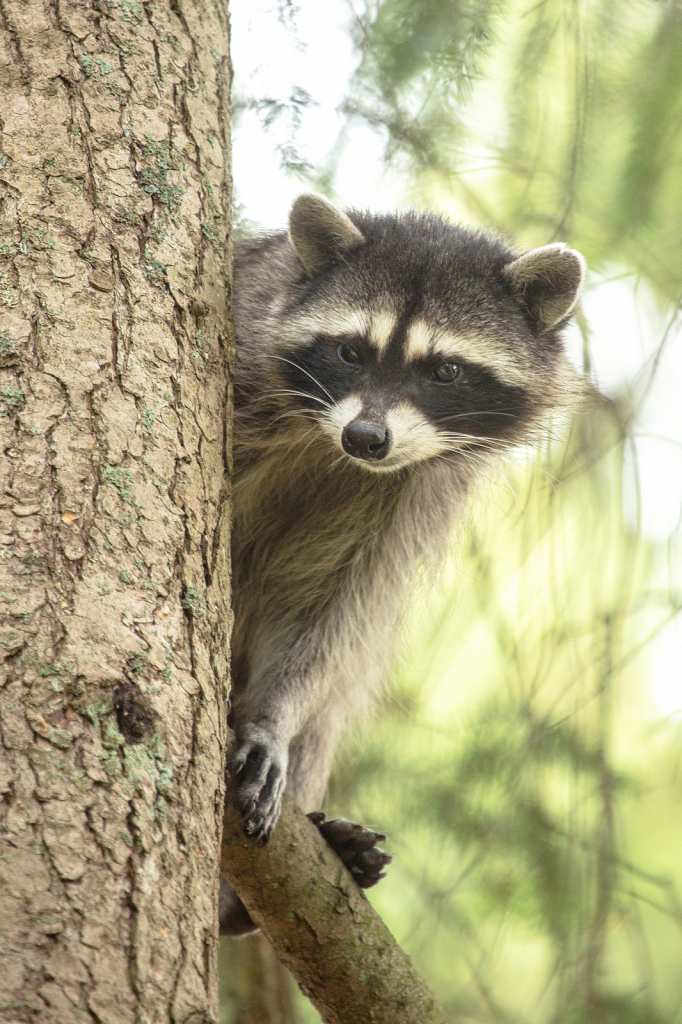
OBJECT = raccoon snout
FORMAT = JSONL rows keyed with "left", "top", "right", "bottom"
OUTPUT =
{"left": 342, "top": 420, "right": 390, "bottom": 462}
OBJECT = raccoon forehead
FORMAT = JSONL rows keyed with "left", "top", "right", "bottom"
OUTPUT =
{"left": 281, "top": 306, "right": 531, "bottom": 387}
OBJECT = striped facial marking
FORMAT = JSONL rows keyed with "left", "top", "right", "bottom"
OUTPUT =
{"left": 404, "top": 320, "right": 434, "bottom": 361}
{"left": 405, "top": 318, "right": 529, "bottom": 387}
{"left": 283, "top": 304, "right": 398, "bottom": 356}
{"left": 369, "top": 311, "right": 398, "bottom": 354}
{"left": 284, "top": 304, "right": 528, "bottom": 390}
{"left": 285, "top": 306, "right": 370, "bottom": 345}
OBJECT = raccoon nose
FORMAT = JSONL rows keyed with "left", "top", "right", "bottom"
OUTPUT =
{"left": 342, "top": 420, "right": 390, "bottom": 461}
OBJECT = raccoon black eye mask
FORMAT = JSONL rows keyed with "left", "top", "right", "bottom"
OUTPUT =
{"left": 222, "top": 192, "right": 584, "bottom": 935}
{"left": 279, "top": 334, "right": 532, "bottom": 467}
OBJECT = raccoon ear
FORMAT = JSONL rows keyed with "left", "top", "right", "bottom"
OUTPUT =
{"left": 288, "top": 193, "right": 365, "bottom": 277}
{"left": 502, "top": 243, "right": 585, "bottom": 334}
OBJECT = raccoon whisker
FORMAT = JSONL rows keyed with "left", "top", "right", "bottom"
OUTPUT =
{"left": 445, "top": 441, "right": 510, "bottom": 455}
{"left": 258, "top": 388, "right": 333, "bottom": 410}
{"left": 437, "top": 441, "right": 500, "bottom": 464}
{"left": 269, "top": 408, "right": 319, "bottom": 427}
{"left": 290, "top": 427, "right": 326, "bottom": 464}
{"left": 433, "top": 410, "right": 519, "bottom": 424}
{"left": 268, "top": 355, "right": 335, "bottom": 404}
{"left": 438, "top": 429, "right": 510, "bottom": 444}
{"left": 442, "top": 443, "right": 508, "bottom": 460}
{"left": 435, "top": 432, "right": 477, "bottom": 443}
{"left": 437, "top": 432, "right": 510, "bottom": 450}
{"left": 438, "top": 442, "right": 487, "bottom": 460}
{"left": 469, "top": 439, "right": 515, "bottom": 453}
{"left": 247, "top": 390, "right": 333, "bottom": 413}
{"left": 431, "top": 450, "right": 482, "bottom": 473}
{"left": 328, "top": 453, "right": 349, "bottom": 472}
{"left": 400, "top": 423, "right": 499, "bottom": 449}
{"left": 440, "top": 449, "right": 493, "bottom": 465}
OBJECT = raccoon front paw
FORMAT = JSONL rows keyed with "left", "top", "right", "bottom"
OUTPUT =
{"left": 307, "top": 812, "right": 392, "bottom": 889}
{"left": 226, "top": 731, "right": 287, "bottom": 844}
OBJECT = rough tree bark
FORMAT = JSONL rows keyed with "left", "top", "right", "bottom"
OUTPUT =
{"left": 0, "top": 1, "right": 232, "bottom": 1021}
{"left": 221, "top": 796, "right": 452, "bottom": 1024}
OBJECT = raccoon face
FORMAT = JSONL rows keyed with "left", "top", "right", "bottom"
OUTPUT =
{"left": 275, "top": 195, "right": 584, "bottom": 474}
{"left": 278, "top": 320, "right": 532, "bottom": 473}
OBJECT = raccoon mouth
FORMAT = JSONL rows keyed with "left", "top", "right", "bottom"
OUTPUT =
{"left": 341, "top": 419, "right": 391, "bottom": 462}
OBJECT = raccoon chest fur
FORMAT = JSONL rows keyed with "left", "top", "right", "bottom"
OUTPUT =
{"left": 229, "top": 448, "right": 419, "bottom": 722}
{"left": 232, "top": 451, "right": 407, "bottom": 617}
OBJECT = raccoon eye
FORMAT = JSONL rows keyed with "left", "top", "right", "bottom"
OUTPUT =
{"left": 432, "top": 361, "right": 462, "bottom": 384}
{"left": 338, "top": 343, "right": 361, "bottom": 366}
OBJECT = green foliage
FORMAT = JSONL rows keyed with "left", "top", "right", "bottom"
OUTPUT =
{"left": 243, "top": 86, "right": 318, "bottom": 177}
{"left": 347, "top": 0, "right": 505, "bottom": 168}
{"left": 347, "top": 0, "right": 682, "bottom": 303}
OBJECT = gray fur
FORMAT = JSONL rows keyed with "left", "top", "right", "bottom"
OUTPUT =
{"left": 220, "top": 195, "right": 584, "bottom": 934}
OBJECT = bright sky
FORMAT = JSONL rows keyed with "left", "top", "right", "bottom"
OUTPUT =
{"left": 230, "top": 0, "right": 682, "bottom": 713}
{"left": 230, "top": 0, "right": 404, "bottom": 226}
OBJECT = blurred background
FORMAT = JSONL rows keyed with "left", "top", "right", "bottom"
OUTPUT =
{"left": 221, "top": 1, "right": 682, "bottom": 1020}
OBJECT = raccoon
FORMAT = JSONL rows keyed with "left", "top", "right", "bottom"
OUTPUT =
{"left": 220, "top": 194, "right": 585, "bottom": 935}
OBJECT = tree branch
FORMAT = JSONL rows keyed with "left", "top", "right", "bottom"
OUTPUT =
{"left": 221, "top": 793, "right": 452, "bottom": 1024}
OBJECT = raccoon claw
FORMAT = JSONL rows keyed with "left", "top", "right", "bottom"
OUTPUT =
{"left": 348, "top": 847, "right": 391, "bottom": 888}
{"left": 244, "top": 814, "right": 263, "bottom": 836}
{"left": 307, "top": 812, "right": 392, "bottom": 889}
{"left": 228, "top": 736, "right": 286, "bottom": 842}
{"left": 244, "top": 818, "right": 271, "bottom": 845}
{"left": 225, "top": 758, "right": 245, "bottom": 780}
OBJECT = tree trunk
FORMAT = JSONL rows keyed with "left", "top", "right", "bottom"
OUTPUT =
{"left": 0, "top": 1, "right": 232, "bottom": 1021}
